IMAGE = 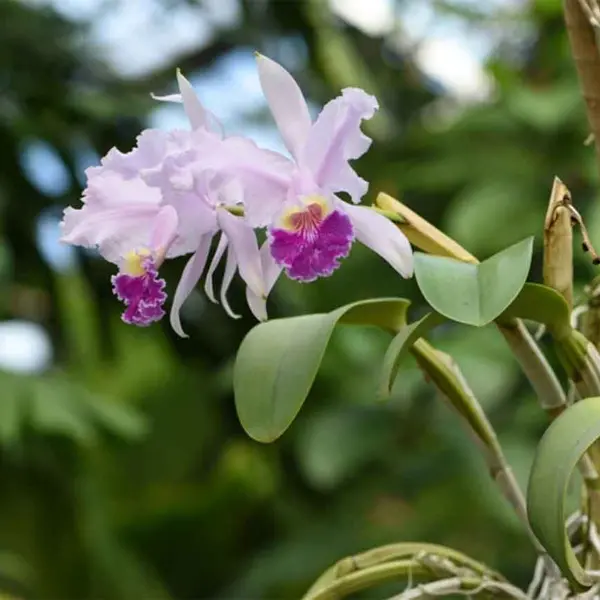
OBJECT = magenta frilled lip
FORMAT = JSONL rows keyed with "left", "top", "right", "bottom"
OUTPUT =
{"left": 269, "top": 200, "right": 354, "bottom": 282}
{"left": 111, "top": 257, "right": 167, "bottom": 326}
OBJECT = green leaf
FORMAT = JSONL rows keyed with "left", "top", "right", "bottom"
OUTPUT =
{"left": 234, "top": 298, "right": 410, "bottom": 443}
{"left": 414, "top": 237, "right": 533, "bottom": 327}
{"left": 527, "top": 397, "right": 600, "bottom": 589}
{"left": 378, "top": 312, "right": 445, "bottom": 400}
{"left": 498, "top": 282, "right": 571, "bottom": 338}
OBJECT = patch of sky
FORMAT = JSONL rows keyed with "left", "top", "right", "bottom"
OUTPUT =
{"left": 19, "top": 139, "right": 71, "bottom": 197}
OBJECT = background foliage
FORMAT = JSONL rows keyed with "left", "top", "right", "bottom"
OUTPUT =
{"left": 0, "top": 0, "right": 596, "bottom": 597}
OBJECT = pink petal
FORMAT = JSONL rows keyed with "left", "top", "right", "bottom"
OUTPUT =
{"left": 220, "top": 245, "right": 241, "bottom": 319}
{"left": 60, "top": 173, "right": 163, "bottom": 264}
{"left": 210, "top": 136, "right": 293, "bottom": 227}
{"left": 169, "top": 233, "right": 213, "bottom": 338}
{"left": 216, "top": 208, "right": 264, "bottom": 298}
{"left": 101, "top": 129, "right": 173, "bottom": 178}
{"left": 204, "top": 233, "right": 228, "bottom": 303}
{"left": 301, "top": 88, "right": 378, "bottom": 203}
{"left": 176, "top": 70, "right": 208, "bottom": 130}
{"left": 246, "top": 241, "right": 283, "bottom": 321}
{"left": 256, "top": 54, "right": 312, "bottom": 160}
{"left": 342, "top": 203, "right": 413, "bottom": 278}
{"left": 150, "top": 205, "right": 179, "bottom": 253}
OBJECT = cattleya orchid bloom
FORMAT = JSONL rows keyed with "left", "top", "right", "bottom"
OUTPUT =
{"left": 60, "top": 71, "right": 289, "bottom": 335}
{"left": 244, "top": 54, "right": 413, "bottom": 314}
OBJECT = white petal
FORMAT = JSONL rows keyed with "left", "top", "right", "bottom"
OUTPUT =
{"left": 170, "top": 233, "right": 213, "bottom": 337}
{"left": 343, "top": 203, "right": 413, "bottom": 278}
{"left": 256, "top": 53, "right": 312, "bottom": 160}
{"left": 150, "top": 92, "right": 183, "bottom": 103}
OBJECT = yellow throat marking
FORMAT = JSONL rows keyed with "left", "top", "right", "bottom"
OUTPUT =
{"left": 280, "top": 195, "right": 330, "bottom": 232}
{"left": 123, "top": 248, "right": 152, "bottom": 276}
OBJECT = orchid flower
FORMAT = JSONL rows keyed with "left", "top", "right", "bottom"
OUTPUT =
{"left": 61, "top": 71, "right": 289, "bottom": 335}
{"left": 247, "top": 54, "right": 413, "bottom": 312}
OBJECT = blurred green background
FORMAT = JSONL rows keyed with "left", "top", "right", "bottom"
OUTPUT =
{"left": 0, "top": 0, "right": 598, "bottom": 597}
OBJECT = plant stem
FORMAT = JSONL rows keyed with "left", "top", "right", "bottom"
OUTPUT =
{"left": 411, "top": 340, "right": 545, "bottom": 552}
{"left": 302, "top": 542, "right": 506, "bottom": 600}
{"left": 498, "top": 320, "right": 567, "bottom": 415}
{"left": 303, "top": 560, "right": 428, "bottom": 600}
{"left": 565, "top": 0, "right": 600, "bottom": 177}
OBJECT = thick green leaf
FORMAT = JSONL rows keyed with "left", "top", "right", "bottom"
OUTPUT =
{"left": 414, "top": 237, "right": 533, "bottom": 326}
{"left": 234, "top": 299, "right": 410, "bottom": 442}
{"left": 527, "top": 397, "right": 600, "bottom": 589}
{"left": 378, "top": 312, "right": 445, "bottom": 400}
{"left": 498, "top": 282, "right": 571, "bottom": 338}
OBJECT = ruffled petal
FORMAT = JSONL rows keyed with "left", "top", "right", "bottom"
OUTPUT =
{"left": 60, "top": 173, "right": 163, "bottom": 263}
{"left": 301, "top": 88, "right": 378, "bottom": 203}
{"left": 169, "top": 233, "right": 213, "bottom": 337}
{"left": 246, "top": 241, "right": 283, "bottom": 321}
{"left": 210, "top": 135, "right": 293, "bottom": 227}
{"left": 256, "top": 54, "right": 312, "bottom": 160}
{"left": 342, "top": 203, "right": 413, "bottom": 278}
{"left": 101, "top": 129, "right": 175, "bottom": 179}
{"left": 216, "top": 208, "right": 264, "bottom": 298}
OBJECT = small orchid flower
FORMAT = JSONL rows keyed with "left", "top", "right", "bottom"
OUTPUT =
{"left": 61, "top": 71, "right": 289, "bottom": 335}
{"left": 253, "top": 54, "right": 414, "bottom": 291}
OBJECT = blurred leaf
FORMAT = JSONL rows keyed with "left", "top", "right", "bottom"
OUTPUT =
{"left": 30, "top": 380, "right": 95, "bottom": 444}
{"left": 379, "top": 312, "right": 445, "bottom": 400}
{"left": 234, "top": 298, "right": 409, "bottom": 442}
{"left": 83, "top": 395, "right": 147, "bottom": 441}
{"left": 445, "top": 180, "right": 540, "bottom": 256}
{"left": 507, "top": 84, "right": 579, "bottom": 131}
{"left": 0, "top": 380, "right": 23, "bottom": 446}
{"left": 527, "top": 397, "right": 600, "bottom": 589}
{"left": 0, "top": 241, "right": 13, "bottom": 285}
{"left": 0, "top": 552, "right": 33, "bottom": 591}
{"left": 55, "top": 271, "right": 101, "bottom": 377}
{"left": 413, "top": 237, "right": 534, "bottom": 326}
{"left": 296, "top": 406, "right": 396, "bottom": 490}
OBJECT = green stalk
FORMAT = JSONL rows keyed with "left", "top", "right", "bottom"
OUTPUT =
{"left": 303, "top": 543, "right": 506, "bottom": 600}
{"left": 498, "top": 320, "right": 567, "bottom": 415}
{"left": 410, "top": 340, "right": 544, "bottom": 552}
{"left": 303, "top": 560, "right": 429, "bottom": 600}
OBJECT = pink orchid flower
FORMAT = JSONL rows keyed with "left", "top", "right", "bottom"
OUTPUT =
{"left": 61, "top": 71, "right": 289, "bottom": 335}
{"left": 246, "top": 55, "right": 414, "bottom": 316}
